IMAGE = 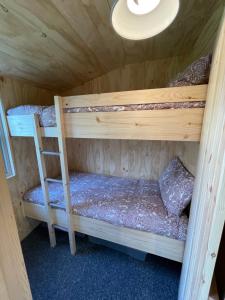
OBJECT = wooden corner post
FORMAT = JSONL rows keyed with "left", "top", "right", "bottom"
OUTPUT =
{"left": 179, "top": 9, "right": 225, "bottom": 300}
{"left": 54, "top": 96, "right": 76, "bottom": 255}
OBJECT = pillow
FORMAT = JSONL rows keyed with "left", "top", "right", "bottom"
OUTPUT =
{"left": 40, "top": 106, "right": 56, "bottom": 127}
{"left": 7, "top": 105, "right": 45, "bottom": 116}
{"left": 168, "top": 54, "right": 212, "bottom": 87}
{"left": 159, "top": 157, "right": 195, "bottom": 216}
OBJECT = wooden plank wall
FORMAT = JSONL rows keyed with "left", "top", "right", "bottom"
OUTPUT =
{"left": 67, "top": 139, "right": 199, "bottom": 179}
{"left": 0, "top": 76, "right": 59, "bottom": 240}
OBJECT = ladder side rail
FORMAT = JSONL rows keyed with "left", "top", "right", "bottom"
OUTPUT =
{"left": 54, "top": 96, "right": 76, "bottom": 255}
{"left": 32, "top": 114, "right": 56, "bottom": 247}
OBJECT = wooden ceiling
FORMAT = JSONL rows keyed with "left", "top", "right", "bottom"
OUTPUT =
{"left": 0, "top": 0, "right": 222, "bottom": 92}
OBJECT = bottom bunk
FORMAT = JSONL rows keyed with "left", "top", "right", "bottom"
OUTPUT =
{"left": 24, "top": 202, "right": 185, "bottom": 263}
{"left": 22, "top": 169, "right": 189, "bottom": 263}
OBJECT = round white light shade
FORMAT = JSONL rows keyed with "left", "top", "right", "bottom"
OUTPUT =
{"left": 112, "top": 0, "right": 180, "bottom": 40}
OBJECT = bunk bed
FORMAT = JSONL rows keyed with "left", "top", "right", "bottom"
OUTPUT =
{"left": 6, "top": 84, "right": 207, "bottom": 263}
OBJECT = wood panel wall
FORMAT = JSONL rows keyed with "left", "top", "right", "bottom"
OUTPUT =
{"left": 63, "top": 56, "right": 185, "bottom": 95}
{"left": 184, "top": 3, "right": 224, "bottom": 65}
{"left": 0, "top": 76, "right": 59, "bottom": 240}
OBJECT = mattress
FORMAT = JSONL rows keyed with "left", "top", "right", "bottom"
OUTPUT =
{"left": 23, "top": 172, "right": 188, "bottom": 241}
{"left": 7, "top": 100, "right": 205, "bottom": 128}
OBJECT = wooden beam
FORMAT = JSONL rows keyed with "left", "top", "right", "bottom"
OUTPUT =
{"left": 64, "top": 108, "right": 204, "bottom": 141}
{"left": 179, "top": 9, "right": 225, "bottom": 300}
{"left": 63, "top": 85, "right": 207, "bottom": 108}
{"left": 0, "top": 152, "right": 32, "bottom": 300}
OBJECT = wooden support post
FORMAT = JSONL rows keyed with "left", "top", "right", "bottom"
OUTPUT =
{"left": 55, "top": 96, "right": 76, "bottom": 255}
{"left": 33, "top": 115, "right": 56, "bottom": 247}
{"left": 179, "top": 9, "right": 225, "bottom": 300}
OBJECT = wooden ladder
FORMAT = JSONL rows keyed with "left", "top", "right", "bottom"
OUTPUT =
{"left": 32, "top": 97, "right": 76, "bottom": 255}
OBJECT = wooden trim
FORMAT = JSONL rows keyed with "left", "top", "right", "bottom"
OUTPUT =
{"left": 7, "top": 115, "right": 58, "bottom": 137}
{"left": 63, "top": 85, "right": 207, "bottom": 108}
{"left": 7, "top": 115, "right": 34, "bottom": 137}
{"left": 23, "top": 201, "right": 185, "bottom": 263}
{"left": 55, "top": 96, "right": 76, "bottom": 255}
{"left": 179, "top": 10, "right": 225, "bottom": 300}
{"left": 33, "top": 115, "right": 56, "bottom": 247}
{"left": 0, "top": 153, "right": 32, "bottom": 300}
{"left": 0, "top": 100, "right": 16, "bottom": 177}
{"left": 64, "top": 108, "right": 204, "bottom": 141}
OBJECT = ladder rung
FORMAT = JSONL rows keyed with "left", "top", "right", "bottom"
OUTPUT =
{"left": 45, "top": 178, "right": 63, "bottom": 184}
{"left": 41, "top": 151, "right": 60, "bottom": 156}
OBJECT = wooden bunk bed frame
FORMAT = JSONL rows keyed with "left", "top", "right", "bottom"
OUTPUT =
{"left": 6, "top": 84, "right": 207, "bottom": 263}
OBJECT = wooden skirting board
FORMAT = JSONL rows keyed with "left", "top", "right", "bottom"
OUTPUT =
{"left": 23, "top": 201, "right": 185, "bottom": 263}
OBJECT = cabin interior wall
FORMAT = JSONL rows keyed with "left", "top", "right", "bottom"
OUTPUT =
{"left": 0, "top": 76, "right": 59, "bottom": 240}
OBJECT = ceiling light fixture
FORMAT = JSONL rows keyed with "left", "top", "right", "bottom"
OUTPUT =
{"left": 111, "top": 0, "right": 180, "bottom": 40}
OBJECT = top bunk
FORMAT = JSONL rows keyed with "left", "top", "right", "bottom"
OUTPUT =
{"left": 7, "top": 84, "right": 207, "bottom": 142}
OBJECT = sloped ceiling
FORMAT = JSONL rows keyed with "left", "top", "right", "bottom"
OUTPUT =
{"left": 0, "top": 0, "right": 223, "bottom": 92}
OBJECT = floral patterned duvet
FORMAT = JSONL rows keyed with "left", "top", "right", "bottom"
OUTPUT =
{"left": 24, "top": 172, "right": 188, "bottom": 241}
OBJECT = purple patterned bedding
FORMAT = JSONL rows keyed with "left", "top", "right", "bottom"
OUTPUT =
{"left": 7, "top": 100, "right": 205, "bottom": 128}
{"left": 23, "top": 172, "right": 188, "bottom": 241}
{"left": 7, "top": 105, "right": 56, "bottom": 127}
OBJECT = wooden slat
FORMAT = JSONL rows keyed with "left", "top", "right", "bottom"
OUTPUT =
{"left": 45, "top": 178, "right": 62, "bottom": 183}
{"left": 179, "top": 10, "right": 225, "bottom": 300}
{"left": 7, "top": 115, "right": 58, "bottom": 137}
{"left": 7, "top": 115, "right": 34, "bottom": 137}
{"left": 23, "top": 201, "right": 185, "bottom": 263}
{"left": 63, "top": 85, "right": 207, "bottom": 108}
{"left": 41, "top": 151, "right": 60, "bottom": 156}
{"left": 55, "top": 96, "right": 76, "bottom": 255}
{"left": 64, "top": 108, "right": 204, "bottom": 141}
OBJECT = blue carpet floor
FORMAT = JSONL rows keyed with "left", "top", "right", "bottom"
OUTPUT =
{"left": 22, "top": 225, "right": 181, "bottom": 300}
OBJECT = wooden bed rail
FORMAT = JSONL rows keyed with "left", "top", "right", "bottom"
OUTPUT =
{"left": 62, "top": 85, "right": 207, "bottom": 108}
